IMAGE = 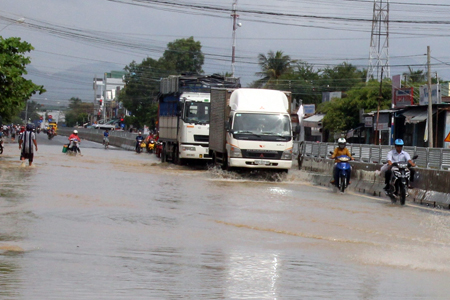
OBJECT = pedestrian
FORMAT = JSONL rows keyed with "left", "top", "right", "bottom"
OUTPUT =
{"left": 19, "top": 124, "right": 38, "bottom": 167}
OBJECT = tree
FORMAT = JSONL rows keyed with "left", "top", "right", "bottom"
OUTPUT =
{"left": 320, "top": 62, "right": 365, "bottom": 92}
{"left": 256, "top": 50, "right": 294, "bottom": 87}
{"left": 161, "top": 36, "right": 204, "bottom": 74}
{"left": 0, "top": 37, "right": 45, "bottom": 122}
{"left": 404, "top": 66, "right": 426, "bottom": 84}
{"left": 118, "top": 57, "right": 163, "bottom": 129}
{"left": 64, "top": 97, "right": 93, "bottom": 127}
{"left": 318, "top": 80, "right": 392, "bottom": 140}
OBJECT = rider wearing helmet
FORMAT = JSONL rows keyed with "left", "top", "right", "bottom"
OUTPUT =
{"left": 384, "top": 139, "right": 416, "bottom": 190}
{"left": 135, "top": 131, "right": 144, "bottom": 152}
{"left": 330, "top": 138, "right": 354, "bottom": 184}
{"left": 68, "top": 130, "right": 82, "bottom": 155}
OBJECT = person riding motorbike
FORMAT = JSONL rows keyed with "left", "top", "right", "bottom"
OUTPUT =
{"left": 135, "top": 132, "right": 144, "bottom": 152}
{"left": 103, "top": 129, "right": 110, "bottom": 145}
{"left": 330, "top": 138, "right": 354, "bottom": 184}
{"left": 68, "top": 130, "right": 82, "bottom": 155}
{"left": 383, "top": 139, "right": 416, "bottom": 191}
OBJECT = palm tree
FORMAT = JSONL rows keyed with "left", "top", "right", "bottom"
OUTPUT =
{"left": 256, "top": 50, "right": 294, "bottom": 86}
{"left": 404, "top": 66, "right": 426, "bottom": 84}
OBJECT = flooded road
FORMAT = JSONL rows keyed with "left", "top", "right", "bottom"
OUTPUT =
{"left": 1, "top": 133, "right": 450, "bottom": 299}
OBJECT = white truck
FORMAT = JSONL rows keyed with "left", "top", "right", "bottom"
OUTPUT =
{"left": 158, "top": 75, "right": 240, "bottom": 164}
{"left": 210, "top": 88, "right": 293, "bottom": 172}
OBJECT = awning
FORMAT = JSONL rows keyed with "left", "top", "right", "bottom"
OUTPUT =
{"left": 303, "top": 114, "right": 324, "bottom": 127}
{"left": 401, "top": 109, "right": 436, "bottom": 124}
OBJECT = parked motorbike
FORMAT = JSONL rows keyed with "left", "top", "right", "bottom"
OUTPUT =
{"left": 136, "top": 138, "right": 145, "bottom": 153}
{"left": 67, "top": 139, "right": 81, "bottom": 156}
{"left": 385, "top": 155, "right": 418, "bottom": 205}
{"left": 147, "top": 139, "right": 156, "bottom": 153}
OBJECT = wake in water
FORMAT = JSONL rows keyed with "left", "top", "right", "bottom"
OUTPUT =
{"left": 207, "top": 165, "right": 288, "bottom": 182}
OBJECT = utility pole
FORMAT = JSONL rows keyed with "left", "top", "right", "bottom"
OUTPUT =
{"left": 231, "top": 0, "right": 238, "bottom": 77}
{"left": 427, "top": 46, "right": 433, "bottom": 148}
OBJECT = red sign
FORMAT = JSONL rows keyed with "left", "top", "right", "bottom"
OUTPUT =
{"left": 394, "top": 87, "right": 414, "bottom": 108}
{"left": 48, "top": 115, "right": 53, "bottom": 119}
{"left": 40, "top": 116, "right": 43, "bottom": 120}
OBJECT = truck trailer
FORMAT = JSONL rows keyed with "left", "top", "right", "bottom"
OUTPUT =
{"left": 158, "top": 74, "right": 240, "bottom": 164}
{"left": 210, "top": 88, "right": 293, "bottom": 172}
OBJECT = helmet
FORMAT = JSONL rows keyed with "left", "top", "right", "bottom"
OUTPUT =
{"left": 394, "top": 139, "right": 404, "bottom": 146}
{"left": 73, "top": 130, "right": 78, "bottom": 134}
{"left": 337, "top": 137, "right": 346, "bottom": 149}
{"left": 26, "top": 124, "right": 35, "bottom": 131}
{"left": 138, "top": 132, "right": 142, "bottom": 135}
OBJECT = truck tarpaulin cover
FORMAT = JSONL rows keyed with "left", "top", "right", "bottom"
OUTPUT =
{"left": 159, "top": 95, "right": 178, "bottom": 116}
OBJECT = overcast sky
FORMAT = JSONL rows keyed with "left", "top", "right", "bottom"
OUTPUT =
{"left": 2, "top": 0, "right": 450, "bottom": 105}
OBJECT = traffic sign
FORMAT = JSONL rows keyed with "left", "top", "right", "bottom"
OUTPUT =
{"left": 48, "top": 118, "right": 52, "bottom": 122}
{"left": 48, "top": 115, "right": 52, "bottom": 119}
{"left": 445, "top": 132, "right": 450, "bottom": 143}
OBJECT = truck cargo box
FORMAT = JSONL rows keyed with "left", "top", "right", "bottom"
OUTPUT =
{"left": 210, "top": 88, "right": 233, "bottom": 153}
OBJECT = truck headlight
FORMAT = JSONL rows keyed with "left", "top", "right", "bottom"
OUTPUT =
{"left": 230, "top": 146, "right": 242, "bottom": 158}
{"left": 281, "top": 149, "right": 292, "bottom": 160}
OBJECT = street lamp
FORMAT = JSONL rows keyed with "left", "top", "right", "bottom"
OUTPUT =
{"left": 0, "top": 17, "right": 25, "bottom": 33}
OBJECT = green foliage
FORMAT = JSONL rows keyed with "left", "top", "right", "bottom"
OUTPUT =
{"left": 64, "top": 97, "right": 93, "bottom": 127}
{"left": 256, "top": 50, "right": 294, "bottom": 87}
{"left": 318, "top": 79, "right": 392, "bottom": 138}
{"left": 0, "top": 37, "right": 45, "bottom": 122}
{"left": 161, "top": 37, "right": 204, "bottom": 74}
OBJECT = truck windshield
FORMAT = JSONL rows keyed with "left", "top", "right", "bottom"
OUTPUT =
{"left": 184, "top": 101, "right": 210, "bottom": 124}
{"left": 232, "top": 113, "right": 292, "bottom": 140}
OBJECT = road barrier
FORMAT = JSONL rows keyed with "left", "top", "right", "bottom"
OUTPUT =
{"left": 295, "top": 141, "right": 450, "bottom": 209}
{"left": 57, "top": 127, "right": 137, "bottom": 151}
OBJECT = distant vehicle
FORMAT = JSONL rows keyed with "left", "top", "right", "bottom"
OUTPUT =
{"left": 92, "top": 119, "right": 119, "bottom": 130}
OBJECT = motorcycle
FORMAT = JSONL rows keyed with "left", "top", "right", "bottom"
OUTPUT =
{"left": 67, "top": 139, "right": 81, "bottom": 156}
{"left": 329, "top": 151, "right": 352, "bottom": 193}
{"left": 36, "top": 128, "right": 40, "bottom": 134}
{"left": 385, "top": 155, "right": 418, "bottom": 205}
{"left": 147, "top": 139, "right": 156, "bottom": 153}
{"left": 47, "top": 130, "right": 55, "bottom": 140}
{"left": 103, "top": 137, "right": 109, "bottom": 149}
{"left": 136, "top": 138, "right": 145, "bottom": 153}
{"left": 155, "top": 141, "right": 163, "bottom": 158}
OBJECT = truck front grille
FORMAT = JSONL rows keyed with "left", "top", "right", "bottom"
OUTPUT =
{"left": 194, "top": 135, "right": 209, "bottom": 142}
{"left": 241, "top": 150, "right": 282, "bottom": 159}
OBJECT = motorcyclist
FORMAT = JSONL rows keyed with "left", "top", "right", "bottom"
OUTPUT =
{"left": 135, "top": 131, "right": 144, "bottom": 152}
{"left": 68, "top": 130, "right": 82, "bottom": 155}
{"left": 103, "top": 129, "right": 110, "bottom": 145}
{"left": 383, "top": 139, "right": 416, "bottom": 190}
{"left": 330, "top": 138, "right": 354, "bottom": 184}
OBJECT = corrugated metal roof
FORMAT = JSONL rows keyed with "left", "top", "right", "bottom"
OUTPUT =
{"left": 303, "top": 114, "right": 324, "bottom": 127}
{"left": 401, "top": 108, "right": 436, "bottom": 124}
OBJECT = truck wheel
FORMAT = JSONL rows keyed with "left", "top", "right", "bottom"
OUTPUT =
{"left": 173, "top": 147, "right": 183, "bottom": 165}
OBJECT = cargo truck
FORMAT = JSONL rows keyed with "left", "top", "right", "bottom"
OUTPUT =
{"left": 210, "top": 88, "right": 293, "bottom": 172}
{"left": 158, "top": 74, "right": 240, "bottom": 164}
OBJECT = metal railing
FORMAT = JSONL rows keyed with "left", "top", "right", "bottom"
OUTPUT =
{"left": 297, "top": 141, "right": 450, "bottom": 170}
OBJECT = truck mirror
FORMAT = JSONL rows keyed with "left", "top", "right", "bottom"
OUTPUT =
{"left": 225, "top": 121, "right": 231, "bottom": 132}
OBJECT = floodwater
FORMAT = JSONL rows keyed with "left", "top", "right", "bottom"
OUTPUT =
{"left": 1, "top": 134, "right": 450, "bottom": 299}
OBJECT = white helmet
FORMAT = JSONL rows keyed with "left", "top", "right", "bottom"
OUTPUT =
{"left": 338, "top": 137, "right": 346, "bottom": 149}
{"left": 73, "top": 130, "right": 78, "bottom": 134}
{"left": 138, "top": 132, "right": 142, "bottom": 135}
